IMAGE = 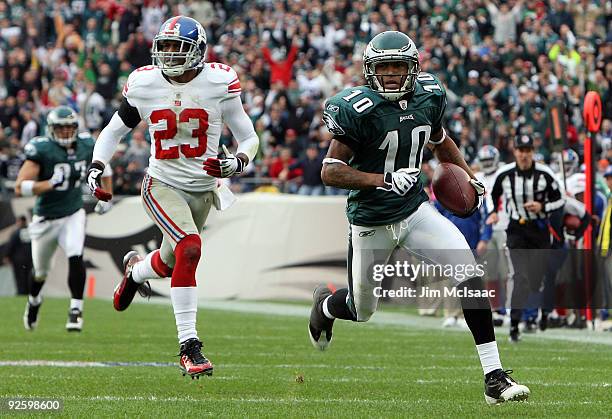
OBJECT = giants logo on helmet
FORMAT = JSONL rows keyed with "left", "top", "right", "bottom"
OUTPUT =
{"left": 163, "top": 21, "right": 181, "bottom": 37}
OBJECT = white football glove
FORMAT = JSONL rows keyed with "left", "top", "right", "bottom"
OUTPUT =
{"left": 86, "top": 162, "right": 113, "bottom": 201}
{"left": 203, "top": 145, "right": 245, "bottom": 178}
{"left": 94, "top": 200, "right": 113, "bottom": 215}
{"left": 469, "top": 178, "right": 485, "bottom": 210}
{"left": 49, "top": 167, "right": 65, "bottom": 189}
{"left": 377, "top": 168, "right": 421, "bottom": 196}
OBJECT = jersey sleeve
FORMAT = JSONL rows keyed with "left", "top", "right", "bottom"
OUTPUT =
{"left": 322, "top": 96, "right": 362, "bottom": 150}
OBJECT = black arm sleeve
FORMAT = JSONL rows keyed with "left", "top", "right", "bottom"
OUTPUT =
{"left": 118, "top": 97, "right": 142, "bottom": 129}
{"left": 490, "top": 173, "right": 504, "bottom": 213}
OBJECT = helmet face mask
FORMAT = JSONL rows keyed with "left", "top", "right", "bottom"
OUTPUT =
{"left": 363, "top": 31, "right": 420, "bottom": 101}
{"left": 152, "top": 16, "right": 207, "bottom": 77}
{"left": 47, "top": 106, "right": 79, "bottom": 147}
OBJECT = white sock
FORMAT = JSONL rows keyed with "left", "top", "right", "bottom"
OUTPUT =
{"left": 171, "top": 287, "right": 198, "bottom": 343}
{"left": 70, "top": 298, "right": 83, "bottom": 311}
{"left": 29, "top": 295, "right": 42, "bottom": 306}
{"left": 322, "top": 295, "right": 335, "bottom": 320}
{"left": 476, "top": 341, "right": 502, "bottom": 375}
{"left": 132, "top": 251, "right": 165, "bottom": 284}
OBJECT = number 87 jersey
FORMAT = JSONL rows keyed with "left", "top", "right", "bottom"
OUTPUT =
{"left": 122, "top": 62, "right": 249, "bottom": 192}
{"left": 321, "top": 72, "right": 447, "bottom": 226}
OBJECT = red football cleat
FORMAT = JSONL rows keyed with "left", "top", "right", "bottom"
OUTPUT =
{"left": 113, "top": 251, "right": 151, "bottom": 311}
{"left": 179, "top": 338, "right": 214, "bottom": 379}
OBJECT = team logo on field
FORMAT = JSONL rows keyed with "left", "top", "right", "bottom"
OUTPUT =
{"left": 322, "top": 112, "right": 345, "bottom": 136}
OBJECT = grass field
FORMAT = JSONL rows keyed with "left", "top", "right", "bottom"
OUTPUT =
{"left": 1, "top": 297, "right": 611, "bottom": 417}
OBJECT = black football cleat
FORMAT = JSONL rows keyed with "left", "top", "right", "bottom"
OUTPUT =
{"left": 308, "top": 285, "right": 334, "bottom": 351}
{"left": 66, "top": 308, "right": 83, "bottom": 332}
{"left": 484, "top": 369, "right": 530, "bottom": 404}
{"left": 179, "top": 338, "right": 214, "bottom": 378}
{"left": 23, "top": 299, "right": 42, "bottom": 330}
{"left": 524, "top": 318, "right": 537, "bottom": 333}
{"left": 539, "top": 313, "right": 548, "bottom": 331}
{"left": 113, "top": 251, "right": 151, "bottom": 311}
{"left": 509, "top": 326, "right": 520, "bottom": 343}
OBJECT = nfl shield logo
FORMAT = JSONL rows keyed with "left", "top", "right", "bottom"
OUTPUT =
{"left": 399, "top": 100, "right": 407, "bottom": 110}
{"left": 174, "top": 100, "right": 181, "bottom": 106}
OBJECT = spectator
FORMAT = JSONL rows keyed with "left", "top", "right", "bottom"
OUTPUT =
{"left": 293, "top": 144, "right": 324, "bottom": 196}
{"left": 77, "top": 80, "right": 106, "bottom": 133}
{"left": 261, "top": 38, "right": 299, "bottom": 88}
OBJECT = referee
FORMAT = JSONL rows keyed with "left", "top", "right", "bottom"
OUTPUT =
{"left": 486, "top": 135, "right": 565, "bottom": 342}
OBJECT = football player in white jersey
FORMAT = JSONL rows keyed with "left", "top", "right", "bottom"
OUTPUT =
{"left": 86, "top": 16, "right": 258, "bottom": 379}
{"left": 475, "top": 145, "right": 510, "bottom": 322}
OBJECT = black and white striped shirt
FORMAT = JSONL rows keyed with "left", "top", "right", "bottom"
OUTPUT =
{"left": 490, "top": 162, "right": 565, "bottom": 222}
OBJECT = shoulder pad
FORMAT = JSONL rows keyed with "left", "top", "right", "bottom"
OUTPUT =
{"left": 326, "top": 86, "right": 382, "bottom": 117}
{"left": 205, "top": 63, "right": 238, "bottom": 84}
{"left": 24, "top": 137, "right": 51, "bottom": 158}
{"left": 415, "top": 72, "right": 446, "bottom": 95}
{"left": 322, "top": 87, "right": 381, "bottom": 139}
{"left": 122, "top": 66, "right": 160, "bottom": 100}
{"left": 78, "top": 133, "right": 95, "bottom": 148}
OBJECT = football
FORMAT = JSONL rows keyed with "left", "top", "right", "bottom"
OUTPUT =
{"left": 432, "top": 162, "right": 476, "bottom": 217}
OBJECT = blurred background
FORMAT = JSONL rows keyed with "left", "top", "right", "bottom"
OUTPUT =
{"left": 0, "top": 0, "right": 609, "bottom": 196}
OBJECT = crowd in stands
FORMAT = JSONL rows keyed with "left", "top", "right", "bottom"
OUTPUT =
{"left": 0, "top": 0, "right": 610, "bottom": 195}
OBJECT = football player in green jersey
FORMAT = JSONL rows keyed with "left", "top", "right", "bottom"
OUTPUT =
{"left": 15, "top": 106, "right": 113, "bottom": 332}
{"left": 308, "top": 31, "right": 530, "bottom": 404}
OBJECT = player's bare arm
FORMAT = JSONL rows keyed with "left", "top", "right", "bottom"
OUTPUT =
{"left": 321, "top": 139, "right": 384, "bottom": 189}
{"left": 15, "top": 160, "right": 59, "bottom": 196}
{"left": 428, "top": 129, "right": 476, "bottom": 179}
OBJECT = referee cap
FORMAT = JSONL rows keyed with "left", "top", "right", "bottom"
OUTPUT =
{"left": 514, "top": 135, "right": 534, "bottom": 149}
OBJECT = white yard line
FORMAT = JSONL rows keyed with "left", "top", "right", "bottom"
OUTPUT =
{"left": 0, "top": 394, "right": 607, "bottom": 405}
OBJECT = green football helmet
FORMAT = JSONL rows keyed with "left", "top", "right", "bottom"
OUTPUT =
{"left": 363, "top": 31, "right": 420, "bottom": 101}
{"left": 47, "top": 106, "right": 79, "bottom": 146}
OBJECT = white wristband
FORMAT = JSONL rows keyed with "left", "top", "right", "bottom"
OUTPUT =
{"left": 429, "top": 127, "right": 447, "bottom": 145}
{"left": 323, "top": 158, "right": 348, "bottom": 165}
{"left": 20, "top": 180, "right": 35, "bottom": 197}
